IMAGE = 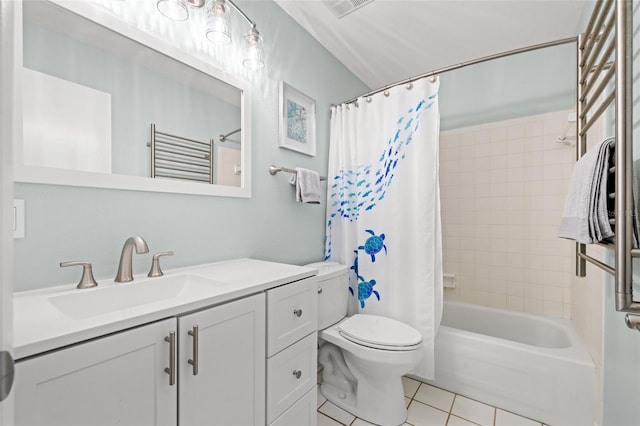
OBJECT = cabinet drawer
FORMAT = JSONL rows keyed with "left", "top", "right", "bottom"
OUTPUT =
{"left": 266, "top": 332, "right": 317, "bottom": 424}
{"left": 266, "top": 276, "right": 318, "bottom": 356}
{"left": 269, "top": 386, "right": 317, "bottom": 426}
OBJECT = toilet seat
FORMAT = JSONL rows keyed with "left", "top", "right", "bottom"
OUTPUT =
{"left": 338, "top": 314, "right": 422, "bottom": 351}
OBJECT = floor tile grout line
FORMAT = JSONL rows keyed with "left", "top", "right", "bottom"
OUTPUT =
{"left": 320, "top": 410, "right": 350, "bottom": 426}
{"left": 321, "top": 378, "right": 545, "bottom": 426}
{"left": 407, "top": 380, "right": 420, "bottom": 399}
{"left": 445, "top": 412, "right": 452, "bottom": 425}
{"left": 407, "top": 398, "right": 451, "bottom": 421}
{"left": 450, "top": 393, "right": 457, "bottom": 415}
{"left": 317, "top": 400, "right": 353, "bottom": 426}
{"left": 449, "top": 392, "right": 501, "bottom": 425}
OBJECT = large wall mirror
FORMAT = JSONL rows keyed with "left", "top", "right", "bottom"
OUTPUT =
{"left": 14, "top": 0, "right": 251, "bottom": 197}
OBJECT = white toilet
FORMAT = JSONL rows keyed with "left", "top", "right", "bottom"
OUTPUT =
{"left": 307, "top": 262, "right": 424, "bottom": 426}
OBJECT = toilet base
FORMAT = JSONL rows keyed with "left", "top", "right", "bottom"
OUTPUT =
{"left": 320, "top": 376, "right": 408, "bottom": 426}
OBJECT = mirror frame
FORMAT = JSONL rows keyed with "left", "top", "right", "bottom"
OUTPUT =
{"left": 13, "top": 0, "right": 252, "bottom": 198}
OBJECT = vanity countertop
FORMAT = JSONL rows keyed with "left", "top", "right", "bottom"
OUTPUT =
{"left": 13, "top": 258, "right": 317, "bottom": 360}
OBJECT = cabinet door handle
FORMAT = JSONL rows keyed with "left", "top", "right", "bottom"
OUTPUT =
{"left": 293, "top": 309, "right": 303, "bottom": 317}
{"left": 187, "top": 325, "right": 199, "bottom": 376}
{"left": 292, "top": 370, "right": 302, "bottom": 379}
{"left": 164, "top": 331, "right": 176, "bottom": 386}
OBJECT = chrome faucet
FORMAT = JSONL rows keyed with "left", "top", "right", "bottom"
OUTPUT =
{"left": 114, "top": 236, "right": 149, "bottom": 282}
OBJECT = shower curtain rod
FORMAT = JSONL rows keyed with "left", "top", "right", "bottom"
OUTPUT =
{"left": 339, "top": 36, "right": 578, "bottom": 106}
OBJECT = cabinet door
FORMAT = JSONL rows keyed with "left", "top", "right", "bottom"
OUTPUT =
{"left": 178, "top": 293, "right": 266, "bottom": 426}
{"left": 14, "top": 318, "right": 177, "bottom": 426}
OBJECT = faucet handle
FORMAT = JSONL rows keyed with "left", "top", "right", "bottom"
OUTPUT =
{"left": 148, "top": 252, "right": 174, "bottom": 278}
{"left": 60, "top": 261, "right": 98, "bottom": 289}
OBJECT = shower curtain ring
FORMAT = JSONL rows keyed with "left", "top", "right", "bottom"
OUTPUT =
{"left": 383, "top": 90, "right": 390, "bottom": 97}
{"left": 406, "top": 82, "right": 413, "bottom": 90}
{"left": 366, "top": 96, "right": 372, "bottom": 103}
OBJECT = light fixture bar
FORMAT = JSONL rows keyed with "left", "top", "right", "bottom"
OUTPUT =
{"left": 225, "top": 0, "right": 254, "bottom": 26}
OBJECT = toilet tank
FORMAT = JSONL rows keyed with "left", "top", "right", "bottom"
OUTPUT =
{"left": 305, "top": 262, "right": 349, "bottom": 330}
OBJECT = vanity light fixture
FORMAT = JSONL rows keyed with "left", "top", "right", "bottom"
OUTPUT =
{"left": 156, "top": 0, "right": 189, "bottom": 22}
{"left": 242, "top": 24, "right": 264, "bottom": 70}
{"left": 156, "top": 0, "right": 265, "bottom": 70}
{"left": 206, "top": 0, "right": 232, "bottom": 45}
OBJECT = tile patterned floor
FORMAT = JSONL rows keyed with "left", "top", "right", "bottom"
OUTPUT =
{"left": 317, "top": 376, "right": 545, "bottom": 426}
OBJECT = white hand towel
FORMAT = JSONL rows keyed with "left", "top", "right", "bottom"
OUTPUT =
{"left": 289, "top": 167, "right": 321, "bottom": 204}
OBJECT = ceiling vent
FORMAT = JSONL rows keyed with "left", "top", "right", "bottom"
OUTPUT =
{"left": 323, "top": 0, "right": 375, "bottom": 18}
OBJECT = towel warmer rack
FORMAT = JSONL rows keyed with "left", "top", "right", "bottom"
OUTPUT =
{"left": 149, "top": 123, "right": 214, "bottom": 184}
{"left": 576, "top": 0, "right": 640, "bottom": 330}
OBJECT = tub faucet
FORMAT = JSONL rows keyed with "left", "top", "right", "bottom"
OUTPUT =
{"left": 114, "top": 236, "right": 149, "bottom": 283}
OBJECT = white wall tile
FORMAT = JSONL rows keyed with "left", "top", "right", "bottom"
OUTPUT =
{"left": 439, "top": 110, "right": 590, "bottom": 327}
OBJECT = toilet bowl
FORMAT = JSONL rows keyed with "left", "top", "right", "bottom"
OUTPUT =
{"left": 307, "top": 262, "right": 423, "bottom": 426}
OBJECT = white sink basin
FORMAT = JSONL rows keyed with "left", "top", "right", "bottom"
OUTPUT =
{"left": 48, "top": 274, "right": 228, "bottom": 319}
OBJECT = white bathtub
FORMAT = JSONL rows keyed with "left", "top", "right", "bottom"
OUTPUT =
{"left": 422, "top": 301, "right": 596, "bottom": 426}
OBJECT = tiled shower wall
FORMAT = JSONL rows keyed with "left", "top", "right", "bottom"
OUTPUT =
{"left": 439, "top": 109, "right": 576, "bottom": 318}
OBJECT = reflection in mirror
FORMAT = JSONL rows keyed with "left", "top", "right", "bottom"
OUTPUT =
{"left": 16, "top": 0, "right": 250, "bottom": 195}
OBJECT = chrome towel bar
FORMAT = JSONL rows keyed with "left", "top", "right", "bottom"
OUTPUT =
{"left": 269, "top": 165, "right": 327, "bottom": 181}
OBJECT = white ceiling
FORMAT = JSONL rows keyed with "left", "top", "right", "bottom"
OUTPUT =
{"left": 274, "top": 0, "right": 590, "bottom": 90}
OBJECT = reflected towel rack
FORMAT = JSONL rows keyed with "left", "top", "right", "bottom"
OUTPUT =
{"left": 149, "top": 123, "right": 214, "bottom": 184}
{"left": 576, "top": 0, "right": 640, "bottom": 331}
{"left": 269, "top": 165, "right": 327, "bottom": 181}
{"left": 219, "top": 128, "right": 241, "bottom": 143}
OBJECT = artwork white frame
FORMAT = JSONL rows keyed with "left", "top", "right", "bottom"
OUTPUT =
{"left": 278, "top": 81, "right": 316, "bottom": 156}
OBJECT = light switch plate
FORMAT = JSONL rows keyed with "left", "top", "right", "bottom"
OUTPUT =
{"left": 13, "top": 199, "right": 25, "bottom": 239}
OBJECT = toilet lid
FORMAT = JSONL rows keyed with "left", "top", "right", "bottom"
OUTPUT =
{"left": 338, "top": 314, "right": 423, "bottom": 350}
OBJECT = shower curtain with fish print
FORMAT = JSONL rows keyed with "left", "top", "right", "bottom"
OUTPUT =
{"left": 324, "top": 77, "right": 442, "bottom": 378}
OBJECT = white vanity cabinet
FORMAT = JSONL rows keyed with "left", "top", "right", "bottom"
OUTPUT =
{"left": 266, "top": 277, "right": 318, "bottom": 425}
{"left": 14, "top": 293, "right": 266, "bottom": 426}
{"left": 12, "top": 259, "right": 319, "bottom": 425}
{"left": 14, "top": 318, "right": 178, "bottom": 425}
{"left": 178, "top": 293, "right": 265, "bottom": 426}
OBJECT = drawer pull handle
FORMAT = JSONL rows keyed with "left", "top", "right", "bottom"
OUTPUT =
{"left": 317, "top": 288, "right": 323, "bottom": 294}
{"left": 292, "top": 370, "right": 302, "bottom": 379}
{"left": 188, "top": 325, "right": 199, "bottom": 376}
{"left": 164, "top": 331, "right": 176, "bottom": 386}
{"left": 293, "top": 309, "right": 303, "bottom": 317}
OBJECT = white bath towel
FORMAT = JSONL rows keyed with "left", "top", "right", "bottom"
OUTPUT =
{"left": 289, "top": 167, "right": 321, "bottom": 204}
{"left": 558, "top": 137, "right": 615, "bottom": 244}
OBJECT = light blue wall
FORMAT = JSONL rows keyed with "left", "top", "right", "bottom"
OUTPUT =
{"left": 601, "top": 1, "right": 640, "bottom": 424}
{"left": 13, "top": 0, "right": 368, "bottom": 291}
{"left": 603, "top": 273, "right": 640, "bottom": 426}
{"left": 439, "top": 42, "right": 576, "bottom": 131}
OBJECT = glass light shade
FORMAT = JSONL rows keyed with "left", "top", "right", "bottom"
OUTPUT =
{"left": 242, "top": 26, "right": 264, "bottom": 70}
{"left": 156, "top": 0, "right": 189, "bottom": 21}
{"left": 206, "top": 0, "right": 231, "bottom": 45}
